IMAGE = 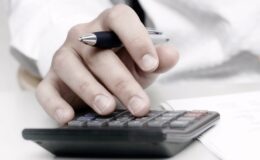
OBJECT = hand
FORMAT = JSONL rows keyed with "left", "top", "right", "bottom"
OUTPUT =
{"left": 36, "top": 4, "right": 179, "bottom": 124}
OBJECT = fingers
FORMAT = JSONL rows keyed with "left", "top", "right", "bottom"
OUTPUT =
{"left": 137, "top": 44, "right": 179, "bottom": 88}
{"left": 39, "top": 4, "right": 178, "bottom": 120}
{"left": 82, "top": 48, "right": 150, "bottom": 117}
{"left": 52, "top": 47, "right": 116, "bottom": 115}
{"left": 116, "top": 44, "right": 179, "bottom": 88}
{"left": 36, "top": 78, "right": 74, "bottom": 124}
{"left": 52, "top": 47, "right": 149, "bottom": 117}
{"left": 99, "top": 4, "right": 159, "bottom": 72}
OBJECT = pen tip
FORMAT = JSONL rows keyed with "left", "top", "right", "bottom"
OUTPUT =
{"left": 78, "top": 37, "right": 84, "bottom": 41}
{"left": 78, "top": 33, "right": 97, "bottom": 45}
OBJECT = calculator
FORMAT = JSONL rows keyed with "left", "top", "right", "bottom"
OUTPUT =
{"left": 22, "top": 108, "right": 220, "bottom": 158}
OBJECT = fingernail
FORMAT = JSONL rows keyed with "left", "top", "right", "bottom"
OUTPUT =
{"left": 141, "top": 54, "right": 158, "bottom": 71}
{"left": 128, "top": 96, "right": 147, "bottom": 115}
{"left": 93, "top": 95, "right": 112, "bottom": 114}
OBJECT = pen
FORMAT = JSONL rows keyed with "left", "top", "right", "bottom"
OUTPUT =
{"left": 79, "top": 29, "right": 170, "bottom": 48}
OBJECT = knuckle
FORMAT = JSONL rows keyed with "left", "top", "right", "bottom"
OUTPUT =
{"left": 112, "top": 4, "right": 133, "bottom": 13}
{"left": 81, "top": 51, "right": 95, "bottom": 66}
{"left": 35, "top": 82, "right": 44, "bottom": 101}
{"left": 68, "top": 24, "right": 81, "bottom": 35}
{"left": 52, "top": 49, "right": 67, "bottom": 72}
{"left": 35, "top": 82, "right": 55, "bottom": 110}
{"left": 78, "top": 80, "right": 92, "bottom": 95}
{"left": 114, "top": 79, "right": 133, "bottom": 96}
{"left": 106, "top": 4, "right": 135, "bottom": 24}
{"left": 67, "top": 24, "right": 85, "bottom": 39}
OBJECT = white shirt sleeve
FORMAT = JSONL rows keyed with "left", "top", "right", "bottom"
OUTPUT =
{"left": 7, "top": 0, "right": 260, "bottom": 77}
{"left": 140, "top": 0, "right": 260, "bottom": 73}
{"left": 7, "top": 0, "right": 113, "bottom": 77}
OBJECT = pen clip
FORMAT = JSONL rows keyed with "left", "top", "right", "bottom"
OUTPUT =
{"left": 147, "top": 28, "right": 163, "bottom": 35}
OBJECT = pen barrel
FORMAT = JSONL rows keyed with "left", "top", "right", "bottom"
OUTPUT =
{"left": 95, "top": 32, "right": 122, "bottom": 48}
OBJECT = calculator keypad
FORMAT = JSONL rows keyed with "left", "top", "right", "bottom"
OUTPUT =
{"left": 68, "top": 109, "right": 215, "bottom": 133}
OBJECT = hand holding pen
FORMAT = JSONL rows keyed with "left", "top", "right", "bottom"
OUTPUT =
{"left": 36, "top": 4, "right": 179, "bottom": 124}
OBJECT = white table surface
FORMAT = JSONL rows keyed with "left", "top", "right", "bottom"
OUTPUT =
{"left": 1, "top": 82, "right": 260, "bottom": 159}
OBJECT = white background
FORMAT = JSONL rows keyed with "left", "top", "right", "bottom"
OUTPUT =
{"left": 0, "top": 0, "right": 19, "bottom": 91}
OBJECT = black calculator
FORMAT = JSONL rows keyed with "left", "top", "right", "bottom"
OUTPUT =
{"left": 22, "top": 108, "right": 220, "bottom": 158}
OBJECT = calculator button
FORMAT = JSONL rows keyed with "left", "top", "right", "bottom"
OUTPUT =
{"left": 108, "top": 111, "right": 125, "bottom": 117}
{"left": 184, "top": 112, "right": 199, "bottom": 116}
{"left": 135, "top": 117, "right": 150, "bottom": 121}
{"left": 128, "top": 120, "right": 145, "bottom": 127}
{"left": 147, "top": 111, "right": 165, "bottom": 117}
{"left": 95, "top": 118, "right": 113, "bottom": 121}
{"left": 109, "top": 116, "right": 133, "bottom": 127}
{"left": 184, "top": 112, "right": 204, "bottom": 118}
{"left": 108, "top": 121, "right": 127, "bottom": 127}
{"left": 162, "top": 113, "right": 178, "bottom": 117}
{"left": 68, "top": 120, "right": 87, "bottom": 127}
{"left": 155, "top": 116, "right": 173, "bottom": 121}
{"left": 83, "top": 113, "right": 97, "bottom": 118}
{"left": 120, "top": 111, "right": 132, "bottom": 116}
{"left": 77, "top": 116, "right": 95, "bottom": 122}
{"left": 147, "top": 120, "right": 168, "bottom": 127}
{"left": 163, "top": 111, "right": 186, "bottom": 117}
{"left": 177, "top": 117, "right": 197, "bottom": 122}
{"left": 128, "top": 113, "right": 161, "bottom": 127}
{"left": 87, "top": 120, "right": 108, "bottom": 127}
{"left": 192, "top": 110, "right": 208, "bottom": 114}
{"left": 170, "top": 120, "right": 190, "bottom": 128}
{"left": 116, "top": 117, "right": 134, "bottom": 122}
{"left": 147, "top": 112, "right": 158, "bottom": 117}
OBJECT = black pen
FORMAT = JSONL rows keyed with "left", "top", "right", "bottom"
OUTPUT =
{"left": 79, "top": 29, "right": 170, "bottom": 48}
